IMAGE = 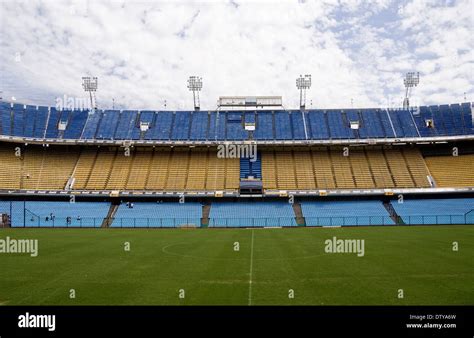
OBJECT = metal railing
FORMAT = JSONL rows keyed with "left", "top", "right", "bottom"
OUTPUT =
{"left": 5, "top": 212, "right": 474, "bottom": 228}
{"left": 208, "top": 217, "right": 298, "bottom": 227}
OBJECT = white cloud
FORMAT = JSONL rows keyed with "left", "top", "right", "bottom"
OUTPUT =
{"left": 0, "top": 0, "right": 472, "bottom": 110}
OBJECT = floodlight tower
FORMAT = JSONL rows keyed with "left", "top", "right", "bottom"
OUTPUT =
{"left": 187, "top": 76, "right": 203, "bottom": 110}
{"left": 296, "top": 74, "right": 311, "bottom": 109}
{"left": 403, "top": 72, "right": 419, "bottom": 109}
{"left": 82, "top": 77, "right": 98, "bottom": 110}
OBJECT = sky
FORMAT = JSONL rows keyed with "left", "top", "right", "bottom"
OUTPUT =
{"left": 0, "top": 0, "right": 473, "bottom": 111}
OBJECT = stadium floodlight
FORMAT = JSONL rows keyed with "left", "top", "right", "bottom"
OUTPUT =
{"left": 296, "top": 74, "right": 311, "bottom": 109}
{"left": 82, "top": 77, "right": 98, "bottom": 110}
{"left": 403, "top": 72, "right": 419, "bottom": 109}
{"left": 187, "top": 76, "right": 203, "bottom": 110}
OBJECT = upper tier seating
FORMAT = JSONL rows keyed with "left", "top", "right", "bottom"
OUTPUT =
{"left": 209, "top": 201, "right": 297, "bottom": 227}
{"left": 1, "top": 102, "right": 472, "bottom": 141}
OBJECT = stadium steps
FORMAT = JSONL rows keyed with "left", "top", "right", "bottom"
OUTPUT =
{"left": 383, "top": 201, "right": 404, "bottom": 225}
{"left": 106, "top": 148, "right": 133, "bottom": 190}
{"left": 294, "top": 149, "right": 316, "bottom": 189}
{"left": 381, "top": 149, "right": 397, "bottom": 187}
{"left": 403, "top": 149, "right": 431, "bottom": 188}
{"left": 384, "top": 149, "right": 415, "bottom": 188}
{"left": 71, "top": 148, "right": 98, "bottom": 189}
{"left": 146, "top": 148, "right": 172, "bottom": 190}
{"left": 186, "top": 148, "right": 207, "bottom": 190}
{"left": 330, "top": 149, "right": 354, "bottom": 188}
{"left": 86, "top": 148, "right": 117, "bottom": 190}
{"left": 312, "top": 148, "right": 336, "bottom": 188}
{"left": 201, "top": 203, "right": 211, "bottom": 227}
{"left": 131, "top": 149, "right": 153, "bottom": 190}
{"left": 349, "top": 149, "right": 375, "bottom": 188}
{"left": 292, "top": 203, "right": 306, "bottom": 226}
{"left": 367, "top": 149, "right": 395, "bottom": 188}
{"left": 101, "top": 202, "right": 118, "bottom": 228}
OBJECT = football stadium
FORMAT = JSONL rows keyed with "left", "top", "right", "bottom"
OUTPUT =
{"left": 0, "top": 0, "right": 473, "bottom": 335}
{"left": 0, "top": 92, "right": 473, "bottom": 306}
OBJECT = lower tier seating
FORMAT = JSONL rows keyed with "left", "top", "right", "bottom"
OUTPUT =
{"left": 392, "top": 198, "right": 474, "bottom": 224}
{"left": 209, "top": 201, "right": 297, "bottom": 227}
{"left": 111, "top": 202, "right": 202, "bottom": 227}
{"left": 301, "top": 200, "right": 393, "bottom": 226}
{"left": 1, "top": 198, "right": 472, "bottom": 227}
{"left": 0, "top": 201, "right": 110, "bottom": 227}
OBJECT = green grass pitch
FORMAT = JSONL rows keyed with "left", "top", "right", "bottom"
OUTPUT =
{"left": 0, "top": 225, "right": 473, "bottom": 305}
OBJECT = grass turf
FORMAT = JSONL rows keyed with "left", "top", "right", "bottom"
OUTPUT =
{"left": 0, "top": 225, "right": 473, "bottom": 305}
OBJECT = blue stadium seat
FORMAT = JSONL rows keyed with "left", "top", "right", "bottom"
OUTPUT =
{"left": 345, "top": 110, "right": 363, "bottom": 138}
{"left": 274, "top": 111, "right": 292, "bottom": 139}
{"left": 147, "top": 111, "right": 173, "bottom": 140}
{"left": 439, "top": 104, "right": 456, "bottom": 135}
{"left": 209, "top": 201, "right": 297, "bottom": 227}
{"left": 189, "top": 111, "right": 209, "bottom": 140}
{"left": 392, "top": 198, "right": 474, "bottom": 225}
{"left": 240, "top": 153, "right": 261, "bottom": 179}
{"left": 96, "top": 110, "right": 120, "bottom": 139}
{"left": 245, "top": 112, "right": 256, "bottom": 125}
{"left": 388, "top": 110, "right": 404, "bottom": 137}
{"left": 378, "top": 110, "right": 396, "bottom": 137}
{"left": 301, "top": 200, "right": 393, "bottom": 226}
{"left": 430, "top": 105, "right": 447, "bottom": 136}
{"left": 414, "top": 106, "right": 433, "bottom": 137}
{"left": 461, "top": 102, "right": 473, "bottom": 132}
{"left": 327, "top": 110, "right": 352, "bottom": 139}
{"left": 450, "top": 104, "right": 466, "bottom": 135}
{"left": 361, "top": 109, "right": 386, "bottom": 138}
{"left": 253, "top": 112, "right": 274, "bottom": 140}
{"left": 1, "top": 101, "right": 472, "bottom": 141}
{"left": 291, "top": 111, "right": 307, "bottom": 140}
{"left": 112, "top": 202, "right": 202, "bottom": 227}
{"left": 81, "top": 110, "right": 102, "bottom": 139}
{"left": 24, "top": 105, "right": 37, "bottom": 137}
{"left": 1, "top": 201, "right": 110, "bottom": 227}
{"left": 32, "top": 106, "right": 49, "bottom": 138}
{"left": 226, "top": 112, "right": 246, "bottom": 140}
{"left": 63, "top": 109, "right": 89, "bottom": 139}
{"left": 171, "top": 112, "right": 192, "bottom": 140}
{"left": 12, "top": 104, "right": 25, "bottom": 137}
{"left": 113, "top": 110, "right": 137, "bottom": 140}
{"left": 208, "top": 111, "right": 227, "bottom": 140}
{"left": 399, "top": 110, "right": 419, "bottom": 137}
{"left": 308, "top": 110, "right": 330, "bottom": 139}
{"left": 0, "top": 102, "right": 12, "bottom": 135}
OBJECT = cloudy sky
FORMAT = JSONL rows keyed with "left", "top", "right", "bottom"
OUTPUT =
{"left": 0, "top": 0, "right": 472, "bottom": 110}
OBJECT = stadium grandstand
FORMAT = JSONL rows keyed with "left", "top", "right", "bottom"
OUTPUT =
{"left": 0, "top": 98, "right": 473, "bottom": 228}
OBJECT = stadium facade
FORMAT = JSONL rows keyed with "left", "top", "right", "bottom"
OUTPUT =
{"left": 0, "top": 100, "right": 473, "bottom": 228}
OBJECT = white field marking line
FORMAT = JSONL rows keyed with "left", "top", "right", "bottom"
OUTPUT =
{"left": 161, "top": 241, "right": 326, "bottom": 261}
{"left": 248, "top": 229, "right": 255, "bottom": 306}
